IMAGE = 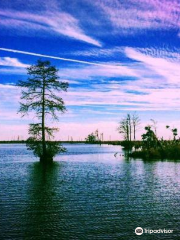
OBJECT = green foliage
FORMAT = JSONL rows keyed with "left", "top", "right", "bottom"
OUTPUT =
{"left": 27, "top": 138, "right": 66, "bottom": 161}
{"left": 85, "top": 129, "right": 102, "bottom": 143}
{"left": 130, "top": 124, "right": 180, "bottom": 160}
{"left": 130, "top": 148, "right": 161, "bottom": 159}
{"left": 142, "top": 126, "right": 158, "bottom": 149}
{"left": 18, "top": 60, "right": 68, "bottom": 120}
{"left": 17, "top": 60, "right": 68, "bottom": 163}
{"left": 85, "top": 133, "right": 98, "bottom": 143}
{"left": 130, "top": 144, "right": 180, "bottom": 160}
{"left": 166, "top": 125, "right": 178, "bottom": 140}
{"left": 120, "top": 140, "right": 134, "bottom": 150}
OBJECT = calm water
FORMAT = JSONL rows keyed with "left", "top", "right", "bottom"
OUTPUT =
{"left": 0, "top": 144, "right": 180, "bottom": 240}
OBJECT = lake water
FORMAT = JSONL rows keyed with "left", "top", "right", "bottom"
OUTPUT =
{"left": 0, "top": 144, "right": 180, "bottom": 239}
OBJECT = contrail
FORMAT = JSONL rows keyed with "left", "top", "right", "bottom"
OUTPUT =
{"left": 0, "top": 47, "right": 120, "bottom": 68}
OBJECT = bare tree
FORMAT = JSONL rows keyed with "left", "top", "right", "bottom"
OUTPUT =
{"left": 132, "top": 113, "right": 141, "bottom": 140}
{"left": 118, "top": 113, "right": 140, "bottom": 141}
{"left": 150, "top": 119, "right": 158, "bottom": 136}
{"left": 118, "top": 115, "right": 130, "bottom": 141}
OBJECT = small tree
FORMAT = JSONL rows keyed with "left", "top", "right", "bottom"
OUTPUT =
{"left": 166, "top": 125, "right": 178, "bottom": 140}
{"left": 142, "top": 126, "right": 158, "bottom": 149}
{"left": 18, "top": 60, "right": 68, "bottom": 163}
{"left": 118, "top": 117, "right": 128, "bottom": 141}
{"left": 85, "top": 133, "right": 97, "bottom": 143}
{"left": 85, "top": 130, "right": 101, "bottom": 143}
{"left": 118, "top": 114, "right": 133, "bottom": 141}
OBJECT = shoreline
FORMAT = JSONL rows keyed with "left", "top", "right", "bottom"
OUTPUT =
{"left": 0, "top": 140, "right": 122, "bottom": 145}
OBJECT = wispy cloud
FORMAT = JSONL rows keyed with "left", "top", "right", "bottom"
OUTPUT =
{"left": 59, "top": 64, "right": 137, "bottom": 80}
{"left": 132, "top": 47, "right": 180, "bottom": 62}
{"left": 68, "top": 47, "right": 124, "bottom": 57}
{"left": 0, "top": 57, "right": 29, "bottom": 68}
{"left": 125, "top": 47, "right": 180, "bottom": 85}
{"left": 93, "top": 0, "right": 180, "bottom": 34}
{"left": 0, "top": 9, "right": 101, "bottom": 46}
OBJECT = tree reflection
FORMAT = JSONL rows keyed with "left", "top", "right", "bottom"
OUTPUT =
{"left": 24, "top": 162, "right": 67, "bottom": 240}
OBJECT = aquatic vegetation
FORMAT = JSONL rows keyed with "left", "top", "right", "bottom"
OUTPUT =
{"left": 130, "top": 126, "right": 180, "bottom": 160}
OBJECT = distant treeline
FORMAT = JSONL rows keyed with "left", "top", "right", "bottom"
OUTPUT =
{"left": 0, "top": 140, "right": 123, "bottom": 145}
{"left": 0, "top": 140, "right": 27, "bottom": 144}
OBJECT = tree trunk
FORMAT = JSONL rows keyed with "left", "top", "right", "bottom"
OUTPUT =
{"left": 127, "top": 123, "right": 129, "bottom": 141}
{"left": 129, "top": 123, "right": 132, "bottom": 142}
{"left": 42, "top": 77, "right": 46, "bottom": 161}
{"left": 134, "top": 125, "right": 136, "bottom": 140}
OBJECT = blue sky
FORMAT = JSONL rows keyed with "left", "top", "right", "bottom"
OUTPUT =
{"left": 0, "top": 0, "right": 180, "bottom": 140}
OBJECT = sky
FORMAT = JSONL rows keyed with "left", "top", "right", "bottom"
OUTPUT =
{"left": 1, "top": 0, "right": 180, "bottom": 141}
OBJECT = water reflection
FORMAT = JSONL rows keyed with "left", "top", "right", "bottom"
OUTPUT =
{"left": 24, "top": 162, "right": 67, "bottom": 240}
{"left": 1, "top": 144, "right": 180, "bottom": 239}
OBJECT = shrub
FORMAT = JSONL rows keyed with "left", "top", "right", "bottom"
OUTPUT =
{"left": 27, "top": 138, "right": 66, "bottom": 163}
